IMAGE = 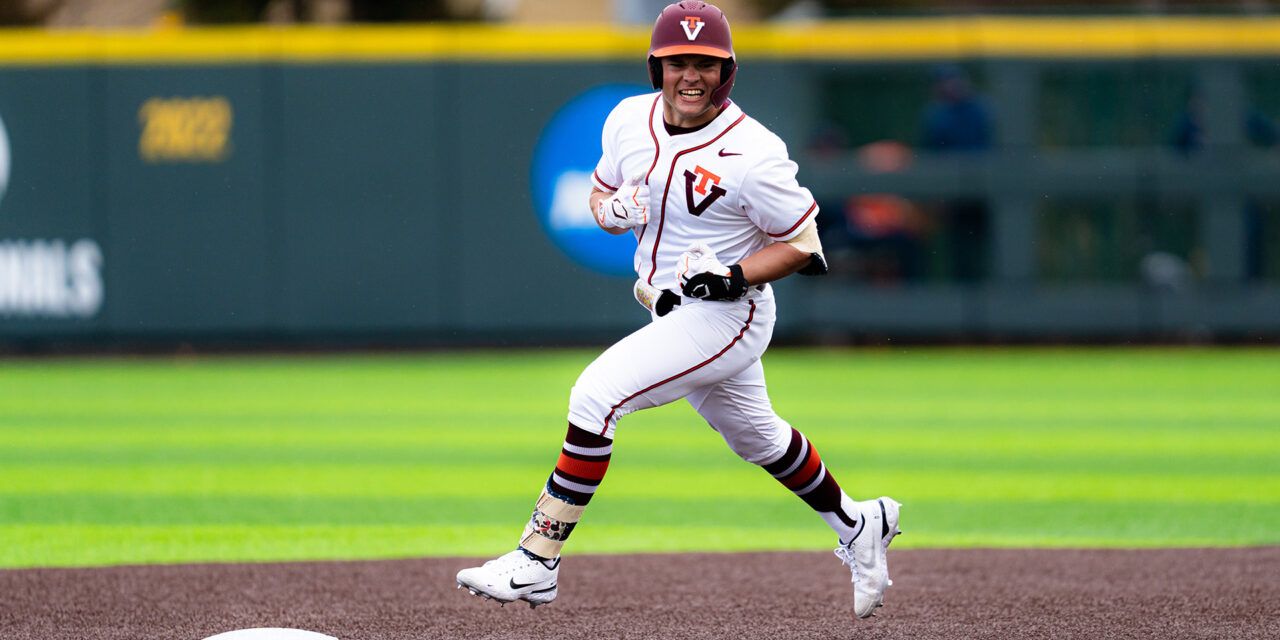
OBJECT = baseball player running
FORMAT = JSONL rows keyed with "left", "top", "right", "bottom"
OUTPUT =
{"left": 457, "top": 1, "right": 900, "bottom": 619}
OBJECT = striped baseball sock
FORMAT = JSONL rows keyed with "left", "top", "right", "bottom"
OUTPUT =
{"left": 762, "top": 427, "right": 863, "bottom": 543}
{"left": 547, "top": 423, "right": 613, "bottom": 506}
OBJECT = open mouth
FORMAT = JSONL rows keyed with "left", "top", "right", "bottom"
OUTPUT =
{"left": 678, "top": 89, "right": 705, "bottom": 99}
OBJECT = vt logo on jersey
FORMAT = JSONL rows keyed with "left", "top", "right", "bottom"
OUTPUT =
{"left": 681, "top": 16, "right": 705, "bottom": 40}
{"left": 683, "top": 165, "right": 726, "bottom": 216}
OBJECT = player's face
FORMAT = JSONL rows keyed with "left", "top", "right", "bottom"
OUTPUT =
{"left": 660, "top": 54, "right": 723, "bottom": 128}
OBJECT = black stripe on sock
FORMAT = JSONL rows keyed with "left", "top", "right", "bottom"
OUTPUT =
{"left": 565, "top": 423, "right": 613, "bottom": 448}
{"left": 560, "top": 451, "right": 612, "bottom": 463}
{"left": 762, "top": 428, "right": 804, "bottom": 476}
{"left": 552, "top": 469, "right": 602, "bottom": 488}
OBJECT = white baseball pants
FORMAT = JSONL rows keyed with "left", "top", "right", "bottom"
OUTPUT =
{"left": 567, "top": 286, "right": 793, "bottom": 465}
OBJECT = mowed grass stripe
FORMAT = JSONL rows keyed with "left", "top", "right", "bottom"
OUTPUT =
{"left": 1, "top": 524, "right": 519, "bottom": 567}
{"left": 2, "top": 448, "right": 1276, "bottom": 475}
{"left": 2, "top": 524, "right": 853, "bottom": 567}
{"left": 6, "top": 415, "right": 1278, "bottom": 448}
{"left": 3, "top": 495, "right": 1275, "bottom": 542}
{"left": 1, "top": 514, "right": 1257, "bottom": 569}
{"left": 0, "top": 348, "right": 1277, "bottom": 568}
{"left": 4, "top": 348, "right": 1272, "bottom": 403}
{"left": 4, "top": 416, "right": 1278, "bottom": 469}
{"left": 2, "top": 462, "right": 1276, "bottom": 503}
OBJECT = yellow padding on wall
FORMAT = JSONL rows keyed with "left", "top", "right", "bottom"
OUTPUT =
{"left": 2, "top": 17, "right": 1280, "bottom": 66}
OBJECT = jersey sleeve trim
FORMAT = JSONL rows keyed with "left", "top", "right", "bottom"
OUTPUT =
{"left": 592, "top": 169, "right": 618, "bottom": 193}
{"left": 768, "top": 202, "right": 818, "bottom": 239}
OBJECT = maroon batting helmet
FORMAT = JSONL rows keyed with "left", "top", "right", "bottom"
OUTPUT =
{"left": 648, "top": 1, "right": 736, "bottom": 109}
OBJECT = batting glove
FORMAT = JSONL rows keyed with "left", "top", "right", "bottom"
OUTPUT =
{"left": 676, "top": 242, "right": 748, "bottom": 301}
{"left": 595, "top": 177, "right": 649, "bottom": 231}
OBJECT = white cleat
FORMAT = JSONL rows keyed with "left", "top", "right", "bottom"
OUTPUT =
{"left": 834, "top": 497, "right": 902, "bottom": 618}
{"left": 456, "top": 549, "right": 559, "bottom": 609}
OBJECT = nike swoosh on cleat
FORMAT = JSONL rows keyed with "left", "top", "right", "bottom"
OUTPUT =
{"left": 510, "top": 578, "right": 543, "bottom": 589}
{"left": 718, "top": 149, "right": 741, "bottom": 157}
{"left": 879, "top": 499, "right": 889, "bottom": 539}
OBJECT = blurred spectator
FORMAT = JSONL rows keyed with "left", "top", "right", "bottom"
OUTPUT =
{"left": 921, "top": 64, "right": 992, "bottom": 152}
{"left": 856, "top": 138, "right": 914, "bottom": 174}
{"left": 0, "top": 1, "right": 60, "bottom": 25}
{"left": 811, "top": 137, "right": 930, "bottom": 284}
{"left": 847, "top": 143, "right": 926, "bottom": 283}
{"left": 1140, "top": 251, "right": 1192, "bottom": 292}
{"left": 1171, "top": 88, "right": 1279, "bottom": 155}
{"left": 919, "top": 63, "right": 992, "bottom": 283}
{"left": 807, "top": 121, "right": 849, "bottom": 164}
{"left": 1171, "top": 87, "right": 1279, "bottom": 281}
{"left": 180, "top": 0, "right": 472, "bottom": 23}
{"left": 842, "top": 191, "right": 929, "bottom": 283}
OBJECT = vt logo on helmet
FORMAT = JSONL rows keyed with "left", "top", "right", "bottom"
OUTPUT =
{"left": 681, "top": 16, "right": 705, "bottom": 40}
{"left": 647, "top": 1, "right": 737, "bottom": 109}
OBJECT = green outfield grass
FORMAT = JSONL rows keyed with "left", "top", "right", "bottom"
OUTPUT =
{"left": 1, "top": 347, "right": 1277, "bottom": 568}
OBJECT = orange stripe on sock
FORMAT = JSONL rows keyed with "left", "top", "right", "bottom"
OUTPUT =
{"left": 556, "top": 453, "right": 611, "bottom": 481}
{"left": 783, "top": 448, "right": 823, "bottom": 490}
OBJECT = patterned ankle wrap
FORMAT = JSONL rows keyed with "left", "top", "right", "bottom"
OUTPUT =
{"left": 519, "top": 488, "right": 586, "bottom": 558}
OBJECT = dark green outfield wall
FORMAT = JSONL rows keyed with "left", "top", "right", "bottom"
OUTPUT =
{"left": 0, "top": 62, "right": 646, "bottom": 345}
{"left": 0, "top": 56, "right": 1277, "bottom": 346}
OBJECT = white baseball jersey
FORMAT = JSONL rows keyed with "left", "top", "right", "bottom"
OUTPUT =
{"left": 592, "top": 93, "right": 818, "bottom": 291}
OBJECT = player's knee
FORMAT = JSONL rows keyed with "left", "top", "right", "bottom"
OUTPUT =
{"left": 719, "top": 417, "right": 791, "bottom": 465}
{"left": 567, "top": 379, "right": 617, "bottom": 438}
{"left": 567, "top": 382, "right": 597, "bottom": 421}
{"left": 737, "top": 438, "right": 786, "bottom": 466}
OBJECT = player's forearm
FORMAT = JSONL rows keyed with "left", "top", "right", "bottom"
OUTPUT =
{"left": 737, "top": 241, "right": 811, "bottom": 285}
{"left": 589, "top": 188, "right": 632, "bottom": 235}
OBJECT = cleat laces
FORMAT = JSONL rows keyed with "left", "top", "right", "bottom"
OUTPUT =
{"left": 484, "top": 550, "right": 531, "bottom": 577}
{"left": 834, "top": 545, "right": 893, "bottom": 587}
{"left": 834, "top": 547, "right": 861, "bottom": 584}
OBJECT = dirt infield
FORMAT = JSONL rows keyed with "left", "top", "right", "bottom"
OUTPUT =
{"left": 2, "top": 547, "right": 1277, "bottom": 640}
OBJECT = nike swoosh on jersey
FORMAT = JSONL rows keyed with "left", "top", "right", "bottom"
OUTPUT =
{"left": 718, "top": 149, "right": 742, "bottom": 157}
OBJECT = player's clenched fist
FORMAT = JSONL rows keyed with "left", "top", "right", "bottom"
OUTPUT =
{"left": 595, "top": 177, "right": 650, "bottom": 231}
{"left": 676, "top": 242, "right": 749, "bottom": 301}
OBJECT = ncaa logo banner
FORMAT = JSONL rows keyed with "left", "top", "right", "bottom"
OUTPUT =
{"left": 530, "top": 84, "right": 651, "bottom": 277}
{"left": 0, "top": 108, "right": 105, "bottom": 319}
{"left": 0, "top": 110, "right": 8, "bottom": 208}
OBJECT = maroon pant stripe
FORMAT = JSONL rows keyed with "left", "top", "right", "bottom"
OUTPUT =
{"left": 599, "top": 300, "right": 755, "bottom": 436}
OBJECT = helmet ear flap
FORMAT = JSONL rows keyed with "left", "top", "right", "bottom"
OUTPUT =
{"left": 709, "top": 58, "right": 735, "bottom": 109}
{"left": 648, "top": 56, "right": 662, "bottom": 90}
